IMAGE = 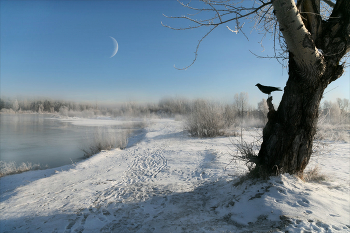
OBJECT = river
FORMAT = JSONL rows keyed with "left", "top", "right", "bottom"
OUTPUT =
{"left": 0, "top": 114, "right": 139, "bottom": 169}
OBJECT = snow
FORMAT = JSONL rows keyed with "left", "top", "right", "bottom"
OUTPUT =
{"left": 58, "top": 117, "right": 141, "bottom": 127}
{"left": 1, "top": 118, "right": 349, "bottom": 232}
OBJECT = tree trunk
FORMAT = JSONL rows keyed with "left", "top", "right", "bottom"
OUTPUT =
{"left": 256, "top": 0, "right": 349, "bottom": 176}
{"left": 257, "top": 55, "right": 344, "bottom": 176}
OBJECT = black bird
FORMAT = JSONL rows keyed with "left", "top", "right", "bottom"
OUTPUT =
{"left": 255, "top": 83, "right": 282, "bottom": 96}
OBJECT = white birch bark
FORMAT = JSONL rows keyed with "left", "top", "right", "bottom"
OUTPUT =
{"left": 272, "top": 0, "right": 325, "bottom": 78}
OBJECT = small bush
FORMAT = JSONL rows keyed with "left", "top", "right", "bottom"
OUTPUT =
{"left": 235, "top": 141, "right": 259, "bottom": 171}
{"left": 228, "top": 132, "right": 264, "bottom": 181}
{"left": 0, "top": 108, "right": 15, "bottom": 114}
{"left": 158, "top": 97, "right": 191, "bottom": 116}
{"left": 223, "top": 104, "right": 237, "bottom": 127}
{"left": 302, "top": 166, "right": 327, "bottom": 183}
{"left": 110, "top": 102, "right": 155, "bottom": 118}
{"left": 82, "top": 127, "right": 131, "bottom": 157}
{"left": 0, "top": 161, "right": 40, "bottom": 178}
{"left": 229, "top": 137, "right": 261, "bottom": 173}
{"left": 315, "top": 123, "right": 350, "bottom": 142}
{"left": 185, "top": 99, "right": 226, "bottom": 137}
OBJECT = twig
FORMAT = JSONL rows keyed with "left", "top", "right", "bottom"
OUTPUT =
{"left": 174, "top": 25, "right": 218, "bottom": 70}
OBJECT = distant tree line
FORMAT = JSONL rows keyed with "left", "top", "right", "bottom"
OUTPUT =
{"left": 0, "top": 96, "right": 348, "bottom": 126}
{"left": 321, "top": 98, "right": 350, "bottom": 124}
{"left": 0, "top": 98, "right": 95, "bottom": 113}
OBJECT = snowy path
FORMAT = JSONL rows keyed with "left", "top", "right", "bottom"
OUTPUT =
{"left": 1, "top": 119, "right": 349, "bottom": 232}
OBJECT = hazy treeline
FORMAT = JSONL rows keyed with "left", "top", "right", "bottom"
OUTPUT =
{"left": 320, "top": 98, "right": 349, "bottom": 124}
{"left": 1, "top": 96, "right": 349, "bottom": 126}
{"left": 0, "top": 98, "right": 95, "bottom": 114}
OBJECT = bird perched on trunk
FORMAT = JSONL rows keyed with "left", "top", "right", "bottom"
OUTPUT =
{"left": 255, "top": 83, "right": 282, "bottom": 97}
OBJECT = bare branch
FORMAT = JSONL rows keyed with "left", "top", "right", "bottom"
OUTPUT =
{"left": 227, "top": 20, "right": 248, "bottom": 41}
{"left": 162, "top": 1, "right": 273, "bottom": 29}
{"left": 322, "top": 0, "right": 335, "bottom": 8}
{"left": 174, "top": 25, "right": 219, "bottom": 70}
{"left": 164, "top": 0, "right": 347, "bottom": 71}
{"left": 162, "top": 0, "right": 276, "bottom": 69}
{"left": 161, "top": 19, "right": 203, "bottom": 30}
{"left": 249, "top": 50, "right": 286, "bottom": 60}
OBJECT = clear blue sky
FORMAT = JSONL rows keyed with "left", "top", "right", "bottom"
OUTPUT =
{"left": 1, "top": 0, "right": 349, "bottom": 107}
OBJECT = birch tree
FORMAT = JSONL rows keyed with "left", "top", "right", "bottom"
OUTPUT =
{"left": 163, "top": 0, "right": 350, "bottom": 176}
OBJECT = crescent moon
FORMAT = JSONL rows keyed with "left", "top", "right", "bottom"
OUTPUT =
{"left": 110, "top": 36, "right": 118, "bottom": 58}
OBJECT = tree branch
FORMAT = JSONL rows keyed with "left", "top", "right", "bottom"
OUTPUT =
{"left": 174, "top": 25, "right": 218, "bottom": 70}
{"left": 299, "top": 0, "right": 322, "bottom": 43}
{"left": 162, "top": 1, "right": 272, "bottom": 29}
{"left": 162, "top": 0, "right": 274, "bottom": 69}
{"left": 321, "top": 0, "right": 350, "bottom": 66}
{"left": 322, "top": 0, "right": 335, "bottom": 8}
{"left": 272, "top": 0, "right": 325, "bottom": 79}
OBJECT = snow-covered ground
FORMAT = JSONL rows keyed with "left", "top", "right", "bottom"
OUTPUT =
{"left": 0, "top": 118, "right": 349, "bottom": 232}
{"left": 58, "top": 117, "right": 144, "bottom": 127}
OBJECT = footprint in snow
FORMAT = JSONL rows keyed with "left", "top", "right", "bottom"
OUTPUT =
{"left": 304, "top": 210, "right": 313, "bottom": 215}
{"left": 64, "top": 218, "right": 78, "bottom": 233}
{"left": 73, "top": 226, "right": 84, "bottom": 233}
{"left": 277, "top": 188, "right": 287, "bottom": 195}
{"left": 98, "top": 215, "right": 107, "bottom": 222}
{"left": 102, "top": 209, "right": 111, "bottom": 216}
{"left": 297, "top": 198, "right": 310, "bottom": 207}
{"left": 81, "top": 213, "right": 89, "bottom": 225}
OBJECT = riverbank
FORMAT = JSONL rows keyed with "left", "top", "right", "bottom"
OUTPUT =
{"left": 1, "top": 118, "right": 349, "bottom": 232}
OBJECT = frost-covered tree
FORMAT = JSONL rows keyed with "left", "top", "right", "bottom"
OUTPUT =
{"left": 329, "top": 102, "right": 341, "bottom": 123}
{"left": 336, "top": 98, "right": 349, "bottom": 114}
{"left": 258, "top": 99, "right": 269, "bottom": 115}
{"left": 59, "top": 106, "right": 69, "bottom": 117}
{"left": 38, "top": 104, "right": 44, "bottom": 114}
{"left": 234, "top": 92, "right": 249, "bottom": 119}
{"left": 234, "top": 92, "right": 249, "bottom": 141}
{"left": 164, "top": 0, "right": 350, "bottom": 176}
{"left": 43, "top": 100, "right": 53, "bottom": 112}
{"left": 12, "top": 99, "right": 19, "bottom": 112}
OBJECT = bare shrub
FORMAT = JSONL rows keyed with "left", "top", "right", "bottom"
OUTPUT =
{"left": 235, "top": 141, "right": 259, "bottom": 171}
{"left": 315, "top": 124, "right": 350, "bottom": 142}
{"left": 59, "top": 106, "right": 69, "bottom": 117}
{"left": 0, "top": 108, "right": 15, "bottom": 114}
{"left": 302, "top": 166, "right": 327, "bottom": 183}
{"left": 185, "top": 99, "right": 226, "bottom": 137}
{"left": 229, "top": 136, "right": 261, "bottom": 172}
{"left": 158, "top": 97, "right": 191, "bottom": 116}
{"left": 223, "top": 104, "right": 237, "bottom": 127}
{"left": 230, "top": 139, "right": 264, "bottom": 185}
{"left": 227, "top": 130, "right": 266, "bottom": 181}
{"left": 82, "top": 127, "right": 132, "bottom": 158}
{"left": 0, "top": 161, "right": 40, "bottom": 178}
{"left": 110, "top": 102, "right": 155, "bottom": 118}
{"left": 315, "top": 113, "right": 350, "bottom": 142}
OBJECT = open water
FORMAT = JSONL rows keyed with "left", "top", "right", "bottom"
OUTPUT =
{"left": 0, "top": 114, "right": 123, "bottom": 169}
